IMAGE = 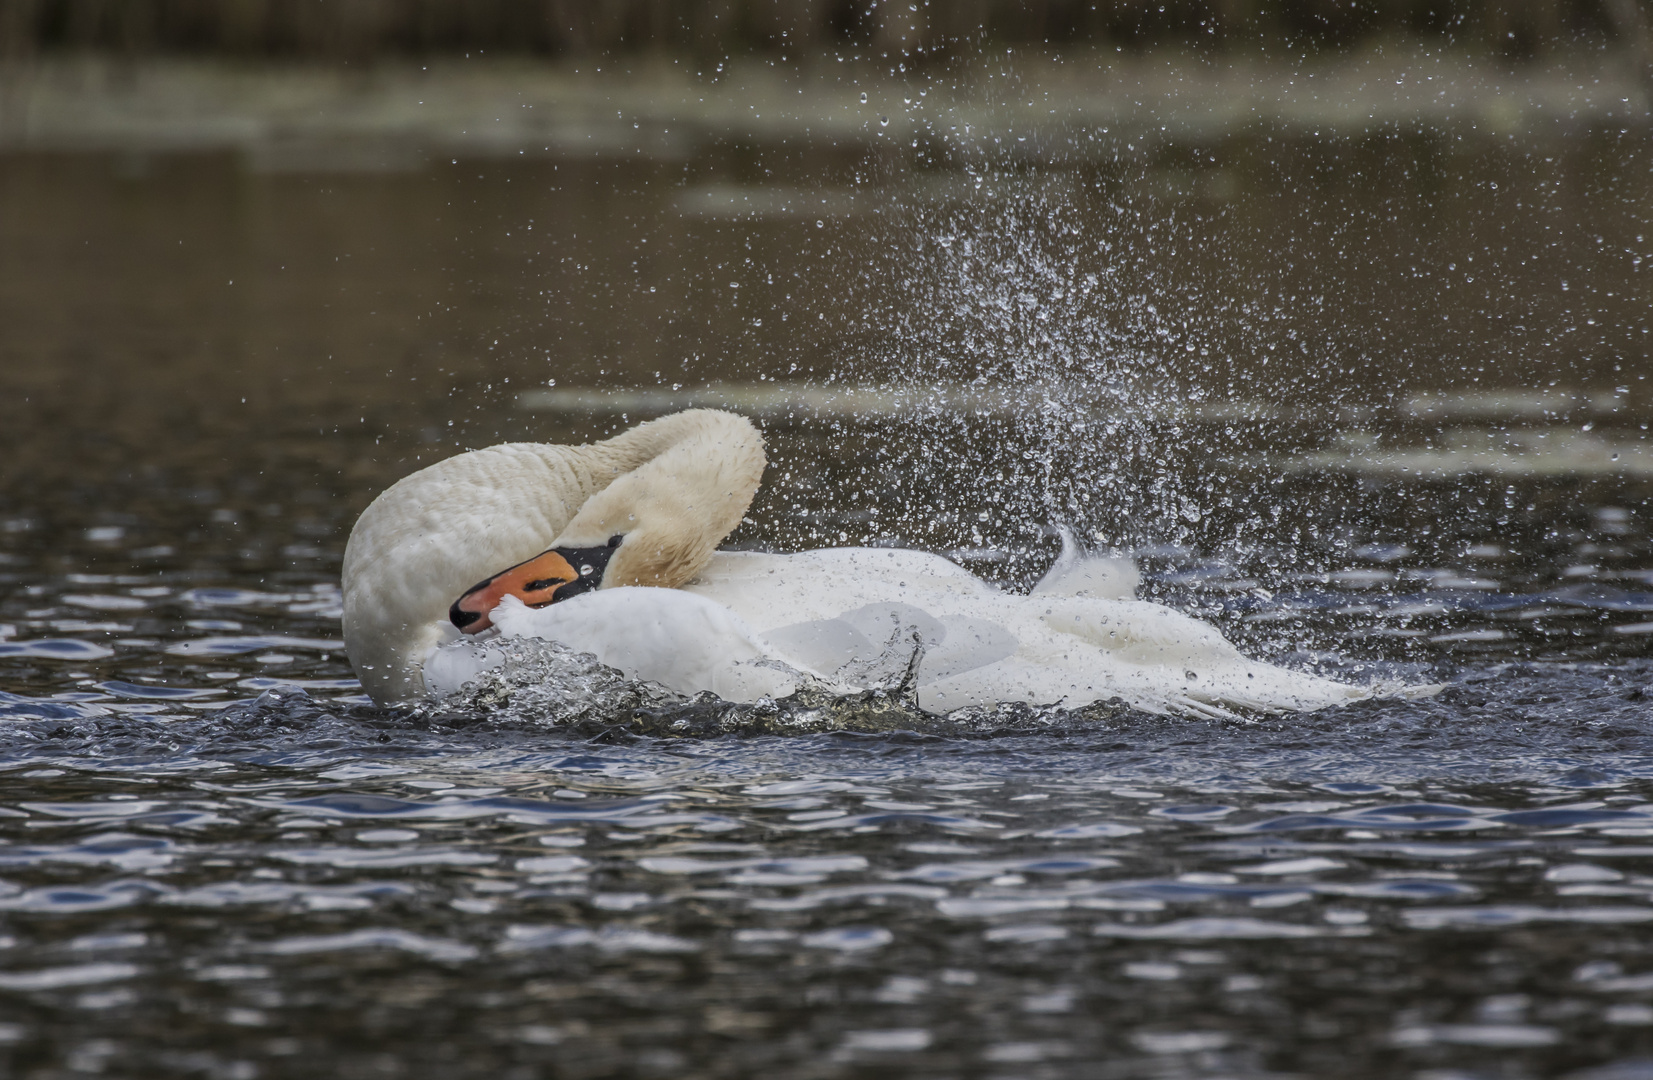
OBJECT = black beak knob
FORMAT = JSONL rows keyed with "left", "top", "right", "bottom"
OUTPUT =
{"left": 449, "top": 601, "right": 481, "bottom": 630}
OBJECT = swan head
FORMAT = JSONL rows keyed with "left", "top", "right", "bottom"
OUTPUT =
{"left": 449, "top": 535, "right": 623, "bottom": 633}
{"left": 341, "top": 409, "right": 765, "bottom": 705}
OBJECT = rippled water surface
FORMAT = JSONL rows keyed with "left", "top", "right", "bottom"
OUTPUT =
{"left": 2, "top": 104, "right": 1653, "bottom": 1077}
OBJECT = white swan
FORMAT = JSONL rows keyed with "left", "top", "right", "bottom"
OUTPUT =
{"left": 342, "top": 409, "right": 1372, "bottom": 716}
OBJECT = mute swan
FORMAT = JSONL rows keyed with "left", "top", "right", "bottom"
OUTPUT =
{"left": 342, "top": 409, "right": 1372, "bottom": 716}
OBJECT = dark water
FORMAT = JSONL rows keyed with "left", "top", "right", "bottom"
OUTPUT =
{"left": 2, "top": 111, "right": 1653, "bottom": 1078}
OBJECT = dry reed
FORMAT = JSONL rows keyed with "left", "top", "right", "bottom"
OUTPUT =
{"left": 0, "top": 0, "right": 1645, "bottom": 60}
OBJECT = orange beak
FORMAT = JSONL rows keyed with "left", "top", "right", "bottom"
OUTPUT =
{"left": 448, "top": 549, "right": 580, "bottom": 634}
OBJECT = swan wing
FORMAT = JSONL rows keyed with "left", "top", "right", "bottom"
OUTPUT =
{"left": 1032, "top": 596, "right": 1370, "bottom": 714}
{"left": 488, "top": 588, "right": 818, "bottom": 701}
{"left": 686, "top": 548, "right": 992, "bottom": 631}
{"left": 693, "top": 554, "right": 1368, "bottom": 715}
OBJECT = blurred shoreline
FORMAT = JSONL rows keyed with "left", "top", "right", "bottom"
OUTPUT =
{"left": 2, "top": 0, "right": 1648, "bottom": 58}
{"left": 1, "top": 47, "right": 1648, "bottom": 167}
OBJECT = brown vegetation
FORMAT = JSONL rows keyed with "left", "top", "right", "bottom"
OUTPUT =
{"left": 0, "top": 0, "right": 1646, "bottom": 61}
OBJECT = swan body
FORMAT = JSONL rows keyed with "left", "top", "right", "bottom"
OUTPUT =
{"left": 345, "top": 409, "right": 1372, "bottom": 716}
{"left": 457, "top": 547, "right": 1368, "bottom": 716}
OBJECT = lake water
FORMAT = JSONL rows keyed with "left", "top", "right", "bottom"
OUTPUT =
{"left": 2, "top": 91, "right": 1653, "bottom": 1077}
